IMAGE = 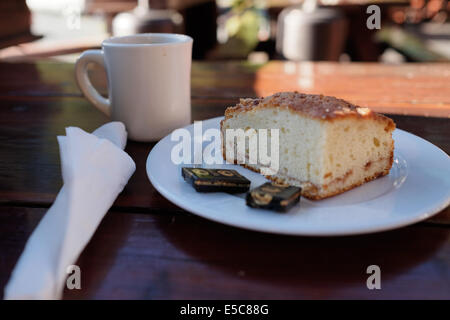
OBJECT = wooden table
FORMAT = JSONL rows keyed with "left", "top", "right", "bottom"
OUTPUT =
{"left": 0, "top": 60, "right": 449, "bottom": 299}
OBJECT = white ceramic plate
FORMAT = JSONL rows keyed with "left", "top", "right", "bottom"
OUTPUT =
{"left": 146, "top": 117, "right": 450, "bottom": 236}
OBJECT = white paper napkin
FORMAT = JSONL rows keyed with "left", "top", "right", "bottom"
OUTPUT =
{"left": 4, "top": 122, "right": 136, "bottom": 300}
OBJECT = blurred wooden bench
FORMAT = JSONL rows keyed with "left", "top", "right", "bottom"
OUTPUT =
{"left": 0, "top": 0, "right": 41, "bottom": 50}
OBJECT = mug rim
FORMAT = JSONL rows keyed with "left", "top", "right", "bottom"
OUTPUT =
{"left": 103, "top": 33, "right": 193, "bottom": 47}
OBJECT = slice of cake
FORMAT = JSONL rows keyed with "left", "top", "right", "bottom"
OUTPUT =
{"left": 220, "top": 92, "right": 395, "bottom": 200}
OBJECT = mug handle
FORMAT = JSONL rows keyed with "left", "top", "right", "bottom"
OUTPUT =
{"left": 75, "top": 50, "right": 110, "bottom": 116}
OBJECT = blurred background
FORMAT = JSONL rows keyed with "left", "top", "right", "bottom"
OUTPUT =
{"left": 0, "top": 0, "right": 448, "bottom": 63}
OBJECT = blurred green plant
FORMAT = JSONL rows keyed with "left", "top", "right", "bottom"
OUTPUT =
{"left": 212, "top": 0, "right": 267, "bottom": 59}
{"left": 376, "top": 25, "right": 448, "bottom": 62}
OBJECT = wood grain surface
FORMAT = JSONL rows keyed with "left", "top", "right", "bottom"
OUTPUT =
{"left": 1, "top": 206, "right": 449, "bottom": 300}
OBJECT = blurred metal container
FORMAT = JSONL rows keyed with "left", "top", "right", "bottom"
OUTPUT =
{"left": 276, "top": 5, "right": 348, "bottom": 61}
{"left": 113, "top": 0, "right": 183, "bottom": 36}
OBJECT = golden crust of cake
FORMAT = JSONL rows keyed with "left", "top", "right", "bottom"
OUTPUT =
{"left": 225, "top": 91, "right": 395, "bottom": 131}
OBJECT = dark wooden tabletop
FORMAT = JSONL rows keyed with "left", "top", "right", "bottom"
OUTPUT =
{"left": 0, "top": 60, "right": 449, "bottom": 299}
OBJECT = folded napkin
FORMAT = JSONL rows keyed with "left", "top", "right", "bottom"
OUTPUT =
{"left": 4, "top": 122, "right": 136, "bottom": 300}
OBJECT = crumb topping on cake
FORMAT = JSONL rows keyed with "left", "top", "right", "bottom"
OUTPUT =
{"left": 226, "top": 92, "right": 394, "bottom": 128}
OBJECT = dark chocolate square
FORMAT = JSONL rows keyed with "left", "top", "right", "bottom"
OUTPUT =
{"left": 246, "top": 182, "right": 302, "bottom": 212}
{"left": 182, "top": 167, "right": 251, "bottom": 193}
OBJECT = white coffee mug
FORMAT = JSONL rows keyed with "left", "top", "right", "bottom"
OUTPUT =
{"left": 75, "top": 33, "right": 193, "bottom": 141}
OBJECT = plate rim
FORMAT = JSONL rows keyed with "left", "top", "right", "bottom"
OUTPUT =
{"left": 146, "top": 116, "right": 450, "bottom": 236}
